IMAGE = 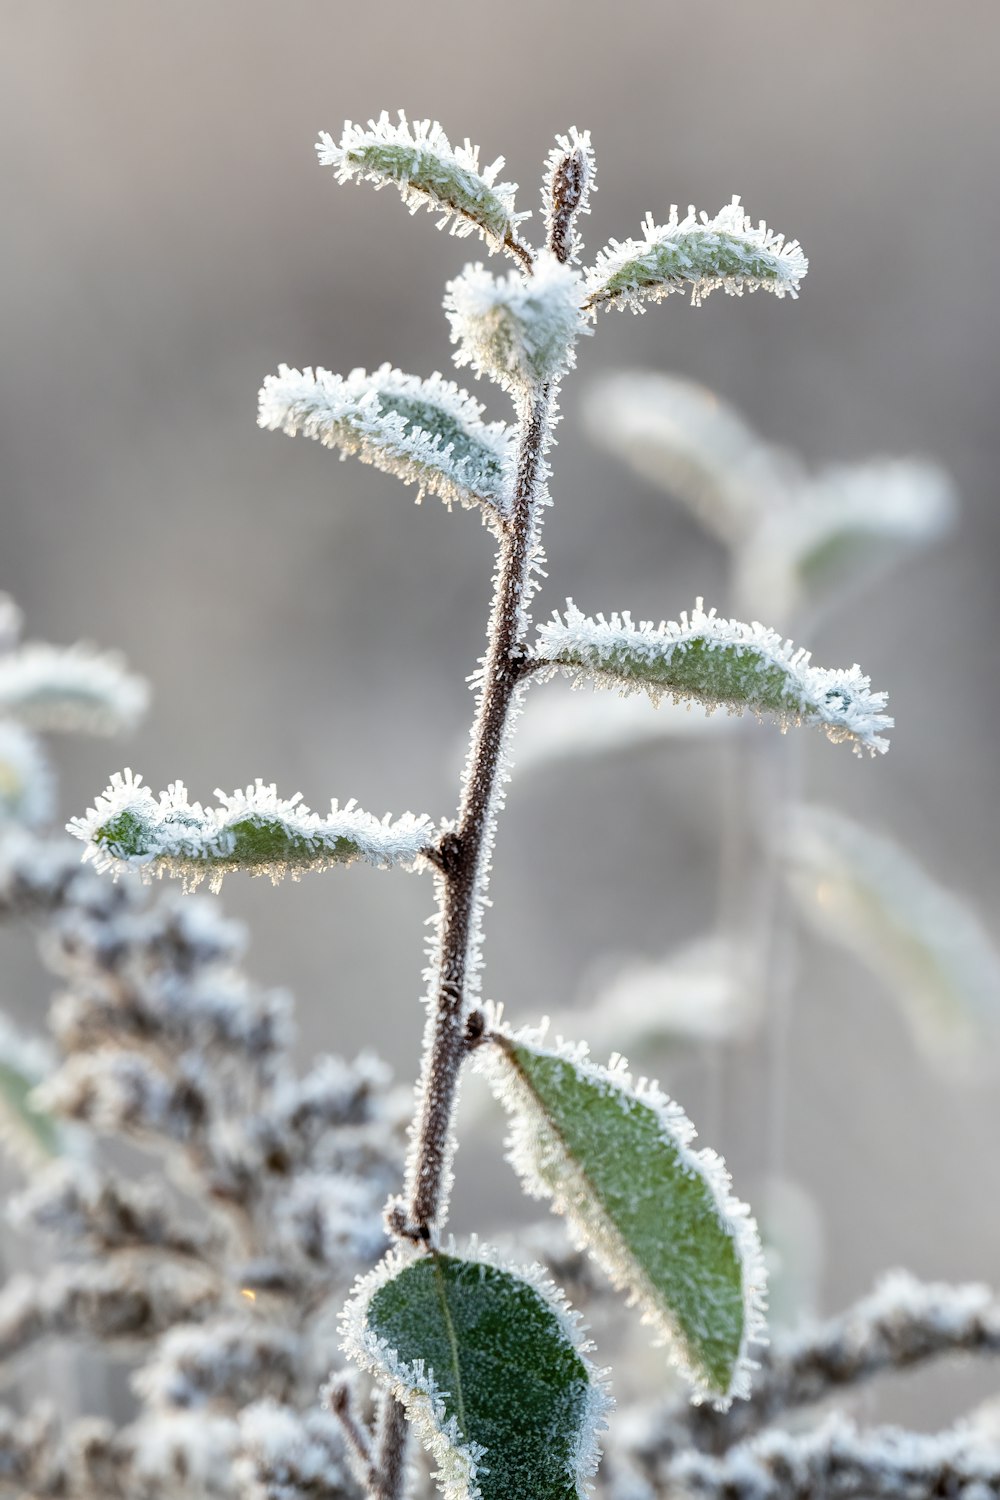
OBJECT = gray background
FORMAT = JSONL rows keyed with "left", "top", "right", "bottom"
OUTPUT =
{"left": 3, "top": 0, "right": 999, "bottom": 1424}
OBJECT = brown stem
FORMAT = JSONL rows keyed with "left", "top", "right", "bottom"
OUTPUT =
{"left": 370, "top": 1392, "right": 411, "bottom": 1500}
{"left": 401, "top": 385, "right": 552, "bottom": 1239}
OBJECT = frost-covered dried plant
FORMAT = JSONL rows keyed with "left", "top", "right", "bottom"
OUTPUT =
{"left": 0, "top": 111, "right": 989, "bottom": 1500}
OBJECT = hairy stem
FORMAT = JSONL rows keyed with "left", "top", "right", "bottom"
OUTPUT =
{"left": 402, "top": 384, "right": 551, "bottom": 1239}
{"left": 371, "top": 1392, "right": 411, "bottom": 1500}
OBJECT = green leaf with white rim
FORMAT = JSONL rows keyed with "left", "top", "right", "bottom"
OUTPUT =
{"left": 477, "top": 1028, "right": 766, "bottom": 1405}
{"left": 342, "top": 1247, "right": 608, "bottom": 1500}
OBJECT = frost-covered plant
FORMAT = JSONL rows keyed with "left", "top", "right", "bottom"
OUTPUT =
{"left": 37, "top": 112, "right": 999, "bottom": 1500}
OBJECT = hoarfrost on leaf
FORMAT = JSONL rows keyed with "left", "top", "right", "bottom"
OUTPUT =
{"left": 341, "top": 1239, "right": 610, "bottom": 1500}
{"left": 68, "top": 770, "right": 434, "bottom": 891}
{"left": 477, "top": 1024, "right": 766, "bottom": 1406}
{"left": 445, "top": 254, "right": 589, "bottom": 394}
{"left": 258, "top": 364, "right": 515, "bottom": 528}
{"left": 317, "top": 112, "right": 531, "bottom": 264}
{"left": 534, "top": 600, "right": 892, "bottom": 756}
{"left": 585, "top": 198, "right": 807, "bottom": 312}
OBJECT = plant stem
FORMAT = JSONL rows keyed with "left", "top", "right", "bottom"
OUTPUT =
{"left": 401, "top": 383, "right": 551, "bottom": 1240}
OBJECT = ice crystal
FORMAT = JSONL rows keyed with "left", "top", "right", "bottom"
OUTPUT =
{"left": 445, "top": 254, "right": 588, "bottom": 393}
{"left": 68, "top": 770, "right": 434, "bottom": 890}
{"left": 535, "top": 600, "right": 891, "bottom": 755}
{"left": 586, "top": 198, "right": 807, "bottom": 312}
{"left": 317, "top": 112, "right": 530, "bottom": 263}
{"left": 258, "top": 364, "right": 514, "bottom": 528}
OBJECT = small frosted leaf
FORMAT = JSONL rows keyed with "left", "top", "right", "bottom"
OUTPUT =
{"left": 535, "top": 600, "right": 892, "bottom": 756}
{"left": 445, "top": 255, "right": 589, "bottom": 393}
{"left": 0, "top": 643, "right": 148, "bottom": 735}
{"left": 341, "top": 1243, "right": 610, "bottom": 1500}
{"left": 0, "top": 723, "right": 53, "bottom": 828}
{"left": 258, "top": 364, "right": 514, "bottom": 527}
{"left": 0, "top": 1014, "right": 62, "bottom": 1167}
{"left": 738, "top": 461, "right": 957, "bottom": 624}
{"left": 782, "top": 804, "right": 1000, "bottom": 1072}
{"left": 477, "top": 1027, "right": 766, "bottom": 1405}
{"left": 67, "top": 770, "right": 433, "bottom": 892}
{"left": 585, "top": 197, "right": 807, "bottom": 312}
{"left": 317, "top": 113, "right": 530, "bottom": 263}
{"left": 584, "top": 373, "right": 794, "bottom": 545}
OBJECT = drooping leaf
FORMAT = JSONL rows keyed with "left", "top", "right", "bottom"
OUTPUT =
{"left": 341, "top": 1243, "right": 610, "bottom": 1500}
{"left": 585, "top": 198, "right": 807, "bottom": 312}
{"left": 782, "top": 804, "right": 1000, "bottom": 1071}
{"left": 258, "top": 364, "right": 513, "bottom": 527}
{"left": 316, "top": 113, "right": 530, "bottom": 263}
{"left": 477, "top": 1026, "right": 766, "bottom": 1405}
{"left": 534, "top": 599, "right": 892, "bottom": 756}
{"left": 0, "top": 642, "right": 148, "bottom": 735}
{"left": 68, "top": 770, "right": 433, "bottom": 892}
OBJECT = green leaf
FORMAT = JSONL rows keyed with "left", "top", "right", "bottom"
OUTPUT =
{"left": 341, "top": 1245, "right": 609, "bottom": 1500}
{"left": 68, "top": 772, "right": 433, "bottom": 893}
{"left": 477, "top": 1027, "right": 766, "bottom": 1405}
{"left": 535, "top": 599, "right": 892, "bottom": 756}
{"left": 316, "top": 114, "right": 530, "bottom": 263}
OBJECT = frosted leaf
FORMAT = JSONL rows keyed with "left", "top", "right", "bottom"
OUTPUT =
{"left": 585, "top": 198, "right": 807, "bottom": 312}
{"left": 515, "top": 682, "right": 732, "bottom": 778}
{"left": 583, "top": 373, "right": 795, "bottom": 545}
{"left": 782, "top": 804, "right": 1000, "bottom": 1071}
{"left": 445, "top": 254, "right": 589, "bottom": 393}
{"left": 0, "top": 641, "right": 148, "bottom": 734}
{"left": 258, "top": 364, "right": 514, "bottom": 527}
{"left": 0, "top": 1012, "right": 62, "bottom": 1167}
{"left": 535, "top": 600, "right": 892, "bottom": 756}
{"left": 0, "top": 723, "right": 53, "bottom": 827}
{"left": 477, "top": 1025, "right": 766, "bottom": 1406}
{"left": 341, "top": 1239, "right": 610, "bottom": 1500}
{"left": 317, "top": 112, "right": 530, "bottom": 263}
{"left": 544, "top": 127, "right": 597, "bottom": 265}
{"left": 67, "top": 770, "right": 434, "bottom": 892}
{"left": 737, "top": 459, "right": 957, "bottom": 624}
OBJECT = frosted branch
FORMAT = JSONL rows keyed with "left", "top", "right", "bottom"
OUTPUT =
{"left": 534, "top": 600, "right": 892, "bottom": 756}
{"left": 586, "top": 197, "right": 807, "bottom": 312}
{"left": 68, "top": 770, "right": 434, "bottom": 891}
{"left": 317, "top": 112, "right": 531, "bottom": 265}
{"left": 0, "top": 642, "right": 148, "bottom": 735}
{"left": 258, "top": 364, "right": 514, "bottom": 528}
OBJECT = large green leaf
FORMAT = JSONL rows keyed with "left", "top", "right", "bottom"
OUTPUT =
{"left": 341, "top": 1246, "right": 609, "bottom": 1500}
{"left": 478, "top": 1028, "right": 766, "bottom": 1405}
